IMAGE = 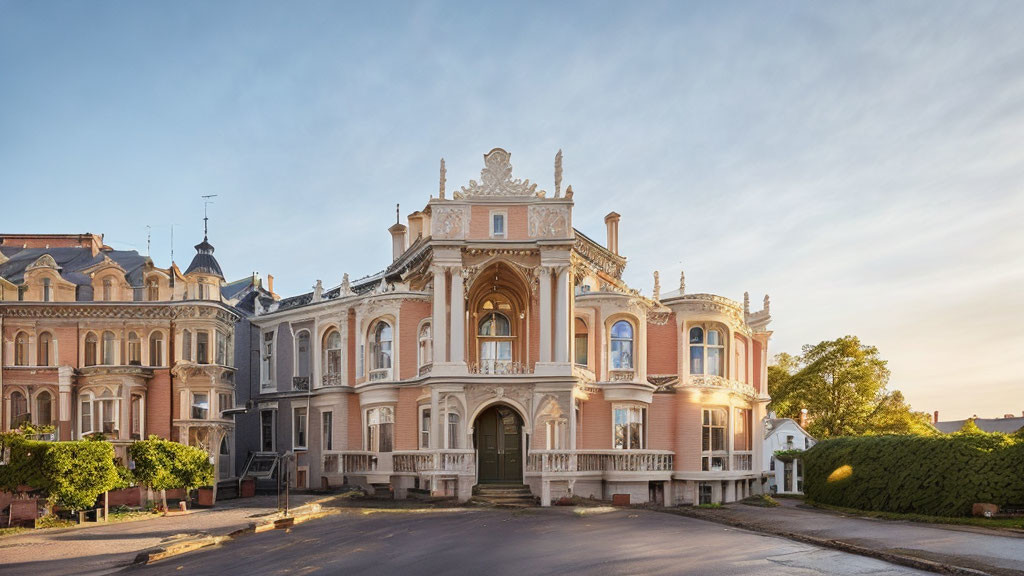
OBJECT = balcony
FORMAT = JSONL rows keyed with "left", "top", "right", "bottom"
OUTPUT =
{"left": 468, "top": 360, "right": 532, "bottom": 375}
{"left": 526, "top": 450, "right": 674, "bottom": 480}
{"left": 607, "top": 369, "right": 635, "bottom": 382}
{"left": 368, "top": 368, "right": 392, "bottom": 382}
{"left": 321, "top": 373, "right": 342, "bottom": 387}
{"left": 322, "top": 449, "right": 475, "bottom": 479}
{"left": 684, "top": 374, "right": 758, "bottom": 399}
{"left": 418, "top": 363, "right": 433, "bottom": 377}
{"left": 292, "top": 376, "right": 310, "bottom": 391}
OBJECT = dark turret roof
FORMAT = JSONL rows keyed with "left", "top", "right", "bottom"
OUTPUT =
{"left": 184, "top": 237, "right": 224, "bottom": 278}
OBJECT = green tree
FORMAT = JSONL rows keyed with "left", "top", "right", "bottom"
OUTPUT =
{"left": 768, "top": 336, "right": 934, "bottom": 438}
{"left": 128, "top": 436, "right": 213, "bottom": 509}
{"left": 0, "top": 432, "right": 120, "bottom": 512}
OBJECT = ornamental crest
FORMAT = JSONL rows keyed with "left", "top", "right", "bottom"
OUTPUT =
{"left": 454, "top": 148, "right": 545, "bottom": 199}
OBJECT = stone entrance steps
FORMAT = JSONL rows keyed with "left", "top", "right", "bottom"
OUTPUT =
{"left": 471, "top": 484, "right": 537, "bottom": 508}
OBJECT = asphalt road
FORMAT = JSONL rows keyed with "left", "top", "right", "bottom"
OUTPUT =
{"left": 130, "top": 507, "right": 931, "bottom": 576}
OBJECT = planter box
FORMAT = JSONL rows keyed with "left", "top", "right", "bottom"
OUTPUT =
{"left": 197, "top": 487, "right": 215, "bottom": 507}
{"left": 240, "top": 478, "right": 256, "bottom": 498}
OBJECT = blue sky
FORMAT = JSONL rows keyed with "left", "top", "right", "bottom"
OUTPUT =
{"left": 2, "top": 1, "right": 1022, "bottom": 420}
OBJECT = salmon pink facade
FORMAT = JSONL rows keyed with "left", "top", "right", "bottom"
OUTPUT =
{"left": 243, "top": 148, "right": 773, "bottom": 505}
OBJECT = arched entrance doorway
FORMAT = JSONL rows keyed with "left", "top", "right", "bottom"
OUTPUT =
{"left": 474, "top": 405, "right": 523, "bottom": 483}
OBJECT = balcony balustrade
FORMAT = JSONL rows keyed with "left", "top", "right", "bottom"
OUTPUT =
{"left": 685, "top": 374, "right": 758, "bottom": 398}
{"left": 368, "top": 368, "right": 391, "bottom": 382}
{"left": 321, "top": 373, "right": 342, "bottom": 387}
{"left": 292, "top": 376, "right": 310, "bottom": 391}
{"left": 468, "top": 360, "right": 532, "bottom": 375}
{"left": 323, "top": 449, "right": 475, "bottom": 477}
{"left": 526, "top": 450, "right": 674, "bottom": 475}
{"left": 732, "top": 451, "right": 753, "bottom": 471}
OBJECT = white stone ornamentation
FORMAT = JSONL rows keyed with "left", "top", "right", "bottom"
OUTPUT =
{"left": 431, "top": 205, "right": 468, "bottom": 239}
{"left": 453, "top": 148, "right": 545, "bottom": 199}
{"left": 528, "top": 205, "right": 570, "bottom": 238}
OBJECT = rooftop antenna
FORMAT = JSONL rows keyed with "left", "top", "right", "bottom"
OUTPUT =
{"left": 201, "top": 194, "right": 218, "bottom": 240}
{"left": 170, "top": 224, "right": 174, "bottom": 263}
{"left": 146, "top": 225, "right": 151, "bottom": 257}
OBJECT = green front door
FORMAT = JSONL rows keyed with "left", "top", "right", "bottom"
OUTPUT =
{"left": 475, "top": 405, "right": 523, "bottom": 483}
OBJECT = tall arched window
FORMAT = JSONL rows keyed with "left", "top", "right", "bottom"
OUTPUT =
{"left": 323, "top": 329, "right": 342, "bottom": 385}
{"left": 149, "top": 332, "right": 164, "bottom": 366}
{"left": 689, "top": 326, "right": 724, "bottom": 376}
{"left": 609, "top": 321, "right": 634, "bottom": 370}
{"left": 35, "top": 391, "right": 52, "bottom": 427}
{"left": 478, "top": 312, "right": 512, "bottom": 373}
{"left": 127, "top": 332, "right": 142, "bottom": 365}
{"left": 447, "top": 412, "right": 460, "bottom": 449}
{"left": 14, "top": 332, "right": 29, "bottom": 366}
{"left": 147, "top": 278, "right": 159, "bottom": 301}
{"left": 37, "top": 332, "right": 52, "bottom": 366}
{"left": 10, "top": 391, "right": 29, "bottom": 427}
{"left": 574, "top": 318, "right": 589, "bottom": 367}
{"left": 103, "top": 278, "right": 114, "bottom": 301}
{"left": 370, "top": 321, "right": 392, "bottom": 371}
{"left": 418, "top": 323, "right": 432, "bottom": 368}
{"left": 102, "top": 331, "right": 117, "bottom": 365}
{"left": 42, "top": 278, "right": 52, "bottom": 302}
{"left": 296, "top": 331, "right": 311, "bottom": 382}
{"left": 182, "top": 329, "right": 192, "bottom": 362}
{"left": 84, "top": 332, "right": 98, "bottom": 366}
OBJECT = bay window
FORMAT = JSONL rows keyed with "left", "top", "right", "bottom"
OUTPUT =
{"left": 102, "top": 331, "right": 116, "bottom": 365}
{"left": 365, "top": 406, "right": 394, "bottom": 452}
{"left": 370, "top": 322, "right": 393, "bottom": 372}
{"left": 293, "top": 406, "right": 307, "bottom": 449}
{"left": 702, "top": 407, "right": 728, "bottom": 471}
{"left": 196, "top": 331, "right": 209, "bottom": 364}
{"left": 447, "top": 413, "right": 460, "bottom": 449}
{"left": 609, "top": 321, "right": 633, "bottom": 370}
{"left": 192, "top": 392, "right": 209, "bottom": 419}
{"left": 150, "top": 331, "right": 164, "bottom": 366}
{"left": 690, "top": 326, "right": 725, "bottom": 376}
{"left": 420, "top": 408, "right": 431, "bottom": 449}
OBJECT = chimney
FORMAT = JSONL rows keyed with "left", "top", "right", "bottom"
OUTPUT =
{"left": 389, "top": 203, "right": 408, "bottom": 261}
{"left": 604, "top": 212, "right": 620, "bottom": 255}
{"left": 933, "top": 410, "right": 939, "bottom": 424}
{"left": 267, "top": 274, "right": 274, "bottom": 294}
{"left": 1004, "top": 414, "right": 1015, "bottom": 419}
{"left": 799, "top": 408, "right": 808, "bottom": 428}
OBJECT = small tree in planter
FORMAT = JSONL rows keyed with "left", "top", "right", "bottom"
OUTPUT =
{"left": 128, "top": 436, "right": 213, "bottom": 511}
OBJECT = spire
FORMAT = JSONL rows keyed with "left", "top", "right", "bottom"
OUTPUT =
{"left": 679, "top": 270, "right": 685, "bottom": 295}
{"left": 439, "top": 158, "right": 446, "bottom": 199}
{"left": 201, "top": 194, "right": 218, "bottom": 241}
{"left": 653, "top": 270, "right": 660, "bottom": 301}
{"left": 743, "top": 292, "right": 750, "bottom": 315}
{"left": 554, "top": 149, "right": 563, "bottom": 198}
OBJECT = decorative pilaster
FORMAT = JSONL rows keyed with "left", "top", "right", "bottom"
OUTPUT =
{"left": 449, "top": 268, "right": 465, "bottom": 364}
{"left": 432, "top": 266, "right": 447, "bottom": 364}
{"left": 538, "top": 267, "right": 552, "bottom": 363}
{"left": 554, "top": 266, "right": 569, "bottom": 363}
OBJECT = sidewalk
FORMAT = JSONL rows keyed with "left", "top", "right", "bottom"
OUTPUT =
{"left": 0, "top": 494, "right": 322, "bottom": 576}
{"left": 672, "top": 499, "right": 1024, "bottom": 576}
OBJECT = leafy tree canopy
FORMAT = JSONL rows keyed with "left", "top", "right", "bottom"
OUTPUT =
{"left": 768, "top": 336, "right": 935, "bottom": 438}
{"left": 128, "top": 436, "right": 213, "bottom": 492}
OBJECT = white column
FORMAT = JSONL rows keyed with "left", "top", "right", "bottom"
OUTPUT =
{"left": 569, "top": 398, "right": 577, "bottom": 450}
{"left": 340, "top": 310, "right": 350, "bottom": 386}
{"left": 554, "top": 266, "right": 569, "bottom": 363}
{"left": 432, "top": 267, "right": 447, "bottom": 364}
{"left": 539, "top": 267, "right": 552, "bottom": 363}
{"left": 450, "top": 269, "right": 465, "bottom": 364}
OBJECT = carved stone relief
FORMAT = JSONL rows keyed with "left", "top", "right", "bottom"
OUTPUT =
{"left": 528, "top": 205, "right": 570, "bottom": 238}
{"left": 431, "top": 205, "right": 468, "bottom": 239}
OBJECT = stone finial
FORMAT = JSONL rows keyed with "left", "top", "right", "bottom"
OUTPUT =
{"left": 313, "top": 280, "right": 323, "bottom": 302}
{"left": 554, "top": 149, "right": 563, "bottom": 198}
{"left": 679, "top": 270, "right": 685, "bottom": 294}
{"left": 341, "top": 273, "right": 351, "bottom": 295}
{"left": 439, "top": 158, "right": 446, "bottom": 199}
{"left": 653, "top": 271, "right": 661, "bottom": 301}
{"left": 743, "top": 291, "right": 750, "bottom": 315}
{"left": 764, "top": 294, "right": 771, "bottom": 314}
{"left": 565, "top": 185, "right": 573, "bottom": 199}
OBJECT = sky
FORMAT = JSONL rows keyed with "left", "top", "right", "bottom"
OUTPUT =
{"left": 1, "top": 1, "right": 1022, "bottom": 421}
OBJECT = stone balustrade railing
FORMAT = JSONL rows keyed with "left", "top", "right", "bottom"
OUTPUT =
{"left": 327, "top": 450, "right": 476, "bottom": 477}
{"left": 322, "top": 450, "right": 380, "bottom": 475}
{"left": 526, "top": 450, "right": 674, "bottom": 474}
{"left": 684, "top": 374, "right": 758, "bottom": 398}
{"left": 732, "top": 451, "right": 753, "bottom": 471}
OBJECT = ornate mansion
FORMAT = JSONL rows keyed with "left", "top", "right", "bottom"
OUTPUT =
{"left": 240, "top": 148, "right": 773, "bottom": 506}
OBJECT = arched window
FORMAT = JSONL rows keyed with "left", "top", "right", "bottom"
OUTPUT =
{"left": 149, "top": 332, "right": 164, "bottom": 366}
{"left": 418, "top": 323, "right": 432, "bottom": 368}
{"left": 14, "top": 332, "right": 29, "bottom": 366}
{"left": 84, "top": 332, "right": 98, "bottom": 366}
{"left": 609, "top": 321, "right": 634, "bottom": 370}
{"left": 370, "top": 321, "right": 392, "bottom": 371}
{"left": 478, "top": 312, "right": 512, "bottom": 373}
{"left": 35, "top": 391, "right": 52, "bottom": 427}
{"left": 103, "top": 278, "right": 114, "bottom": 301}
{"left": 196, "top": 331, "right": 209, "bottom": 364}
{"left": 182, "top": 329, "right": 192, "bottom": 362}
{"left": 102, "top": 331, "right": 117, "bottom": 365}
{"left": 296, "top": 331, "right": 311, "bottom": 381}
{"left": 365, "top": 406, "right": 394, "bottom": 452}
{"left": 323, "top": 329, "right": 342, "bottom": 385}
{"left": 10, "top": 391, "right": 29, "bottom": 427}
{"left": 42, "top": 278, "right": 51, "bottom": 302}
{"left": 447, "top": 412, "right": 460, "bottom": 449}
{"left": 37, "top": 332, "right": 52, "bottom": 366}
{"left": 130, "top": 395, "right": 143, "bottom": 439}
{"left": 574, "top": 318, "right": 588, "bottom": 367}
{"left": 126, "top": 332, "right": 141, "bottom": 365}
{"left": 690, "top": 326, "right": 725, "bottom": 376}
{"left": 147, "top": 278, "right": 159, "bottom": 301}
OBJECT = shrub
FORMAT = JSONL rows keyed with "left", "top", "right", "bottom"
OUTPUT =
{"left": 0, "top": 432, "right": 120, "bottom": 512}
{"left": 128, "top": 436, "right": 213, "bottom": 507}
{"left": 802, "top": 434, "right": 1024, "bottom": 517}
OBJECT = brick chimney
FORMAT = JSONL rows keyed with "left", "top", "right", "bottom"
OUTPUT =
{"left": 604, "top": 212, "right": 620, "bottom": 255}
{"left": 933, "top": 410, "right": 939, "bottom": 424}
{"left": 267, "top": 274, "right": 274, "bottom": 294}
{"left": 799, "top": 408, "right": 808, "bottom": 428}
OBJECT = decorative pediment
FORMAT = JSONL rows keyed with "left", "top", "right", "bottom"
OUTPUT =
{"left": 83, "top": 254, "right": 127, "bottom": 276}
{"left": 453, "top": 148, "right": 546, "bottom": 199}
{"left": 26, "top": 254, "right": 60, "bottom": 271}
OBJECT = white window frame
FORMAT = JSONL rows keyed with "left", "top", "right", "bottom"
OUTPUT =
{"left": 419, "top": 405, "right": 431, "bottom": 449}
{"left": 293, "top": 406, "right": 308, "bottom": 450}
{"left": 364, "top": 406, "right": 395, "bottom": 452}
{"left": 489, "top": 209, "right": 507, "bottom": 239}
{"left": 322, "top": 410, "right": 333, "bottom": 451}
{"left": 701, "top": 407, "right": 729, "bottom": 471}
{"left": 191, "top": 391, "right": 210, "bottom": 420}
{"left": 612, "top": 403, "right": 646, "bottom": 450}
{"left": 689, "top": 324, "right": 727, "bottom": 377}
{"left": 260, "top": 409, "right": 276, "bottom": 452}
{"left": 609, "top": 320, "right": 634, "bottom": 371}
{"left": 261, "top": 331, "right": 275, "bottom": 388}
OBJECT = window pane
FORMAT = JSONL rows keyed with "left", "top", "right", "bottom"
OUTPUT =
{"left": 707, "top": 348, "right": 722, "bottom": 376}
{"left": 707, "top": 330, "right": 721, "bottom": 346}
{"left": 611, "top": 321, "right": 632, "bottom": 339}
{"left": 574, "top": 335, "right": 588, "bottom": 366}
{"left": 689, "top": 327, "right": 704, "bottom": 344}
{"left": 192, "top": 394, "right": 209, "bottom": 419}
{"left": 690, "top": 346, "right": 703, "bottom": 374}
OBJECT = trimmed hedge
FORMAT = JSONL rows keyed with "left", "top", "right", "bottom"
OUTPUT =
{"left": 0, "top": 433, "right": 120, "bottom": 511}
{"left": 802, "top": 433, "right": 1024, "bottom": 517}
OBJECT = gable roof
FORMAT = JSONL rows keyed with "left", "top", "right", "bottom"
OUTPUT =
{"left": 935, "top": 417, "right": 1024, "bottom": 435}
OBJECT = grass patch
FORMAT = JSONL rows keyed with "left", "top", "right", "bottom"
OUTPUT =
{"left": 741, "top": 494, "right": 780, "bottom": 508}
{"left": 697, "top": 502, "right": 722, "bottom": 509}
{"left": 0, "top": 527, "right": 30, "bottom": 538}
{"left": 807, "top": 501, "right": 1024, "bottom": 531}
{"left": 35, "top": 515, "right": 75, "bottom": 529}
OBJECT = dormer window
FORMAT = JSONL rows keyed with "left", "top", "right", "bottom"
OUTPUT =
{"left": 147, "top": 278, "right": 159, "bottom": 301}
{"left": 102, "top": 278, "right": 113, "bottom": 301}
{"left": 42, "top": 278, "right": 51, "bottom": 302}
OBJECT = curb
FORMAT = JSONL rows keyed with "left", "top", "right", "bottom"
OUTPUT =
{"left": 659, "top": 508, "right": 1011, "bottom": 576}
{"left": 132, "top": 502, "right": 334, "bottom": 566}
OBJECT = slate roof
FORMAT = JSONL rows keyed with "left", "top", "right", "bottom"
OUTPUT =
{"left": 183, "top": 237, "right": 224, "bottom": 278}
{"left": 0, "top": 245, "right": 150, "bottom": 296}
{"left": 934, "top": 417, "right": 1024, "bottom": 435}
{"left": 764, "top": 418, "right": 815, "bottom": 440}
{"left": 272, "top": 270, "right": 385, "bottom": 313}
